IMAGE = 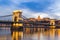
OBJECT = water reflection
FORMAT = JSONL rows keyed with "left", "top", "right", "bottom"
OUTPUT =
{"left": 23, "top": 28, "right": 60, "bottom": 40}
{"left": 12, "top": 31, "right": 23, "bottom": 40}
{"left": 1, "top": 27, "right": 60, "bottom": 40}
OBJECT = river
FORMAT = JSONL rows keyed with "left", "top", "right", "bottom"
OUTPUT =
{"left": 0, "top": 27, "right": 60, "bottom": 40}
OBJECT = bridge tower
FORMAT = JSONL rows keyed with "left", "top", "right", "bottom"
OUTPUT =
{"left": 50, "top": 19, "right": 55, "bottom": 28}
{"left": 13, "top": 10, "right": 23, "bottom": 22}
{"left": 12, "top": 10, "right": 23, "bottom": 30}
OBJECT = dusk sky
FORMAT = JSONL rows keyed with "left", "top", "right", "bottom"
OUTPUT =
{"left": 0, "top": 0, "right": 60, "bottom": 19}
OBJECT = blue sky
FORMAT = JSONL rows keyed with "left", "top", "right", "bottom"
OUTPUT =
{"left": 0, "top": 0, "right": 60, "bottom": 19}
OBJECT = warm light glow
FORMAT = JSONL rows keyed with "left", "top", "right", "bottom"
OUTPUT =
{"left": 13, "top": 23, "right": 16, "bottom": 26}
{"left": 50, "top": 26, "right": 55, "bottom": 29}
{"left": 15, "top": 23, "right": 19, "bottom": 27}
{"left": 50, "top": 19, "right": 55, "bottom": 25}
{"left": 13, "top": 10, "right": 22, "bottom": 12}
{"left": 12, "top": 31, "right": 23, "bottom": 40}
{"left": 19, "top": 23, "right": 23, "bottom": 26}
{"left": 37, "top": 16, "right": 41, "bottom": 21}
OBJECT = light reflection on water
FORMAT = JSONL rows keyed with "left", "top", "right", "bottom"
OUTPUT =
{"left": 0, "top": 27, "right": 60, "bottom": 40}
{"left": 12, "top": 31, "right": 23, "bottom": 40}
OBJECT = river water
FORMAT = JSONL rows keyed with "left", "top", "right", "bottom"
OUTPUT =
{"left": 0, "top": 27, "right": 60, "bottom": 40}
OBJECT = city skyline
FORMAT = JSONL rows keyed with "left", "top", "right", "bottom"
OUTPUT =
{"left": 0, "top": 0, "right": 60, "bottom": 19}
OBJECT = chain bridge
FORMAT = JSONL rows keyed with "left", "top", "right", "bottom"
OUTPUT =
{"left": 0, "top": 10, "right": 60, "bottom": 31}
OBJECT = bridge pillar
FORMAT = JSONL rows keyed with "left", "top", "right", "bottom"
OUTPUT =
{"left": 12, "top": 10, "right": 23, "bottom": 30}
{"left": 13, "top": 10, "right": 23, "bottom": 22}
{"left": 50, "top": 19, "right": 55, "bottom": 28}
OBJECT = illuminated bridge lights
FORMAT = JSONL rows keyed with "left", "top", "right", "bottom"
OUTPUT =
{"left": 50, "top": 26, "right": 55, "bottom": 29}
{"left": 13, "top": 23, "right": 23, "bottom": 27}
{"left": 0, "top": 10, "right": 60, "bottom": 29}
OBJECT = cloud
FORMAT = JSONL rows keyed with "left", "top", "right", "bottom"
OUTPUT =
{"left": 21, "top": 8, "right": 60, "bottom": 19}
{"left": 10, "top": 0, "right": 40, "bottom": 5}
{"left": 20, "top": 0, "right": 53, "bottom": 12}
{"left": 0, "top": 0, "right": 60, "bottom": 20}
{"left": 9, "top": 0, "right": 53, "bottom": 12}
{"left": 47, "top": 0, "right": 60, "bottom": 13}
{"left": 21, "top": 8, "right": 53, "bottom": 19}
{"left": 0, "top": 0, "right": 53, "bottom": 13}
{"left": 43, "top": 0, "right": 60, "bottom": 19}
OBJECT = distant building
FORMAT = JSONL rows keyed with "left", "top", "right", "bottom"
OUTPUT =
{"left": 43, "top": 18, "right": 50, "bottom": 21}
{"left": 36, "top": 16, "right": 41, "bottom": 21}
{"left": 29, "top": 18, "right": 36, "bottom": 21}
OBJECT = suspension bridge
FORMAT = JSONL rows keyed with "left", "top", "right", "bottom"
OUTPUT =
{"left": 0, "top": 10, "right": 59, "bottom": 31}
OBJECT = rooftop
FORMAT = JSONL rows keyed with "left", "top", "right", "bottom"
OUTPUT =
{"left": 13, "top": 10, "right": 22, "bottom": 12}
